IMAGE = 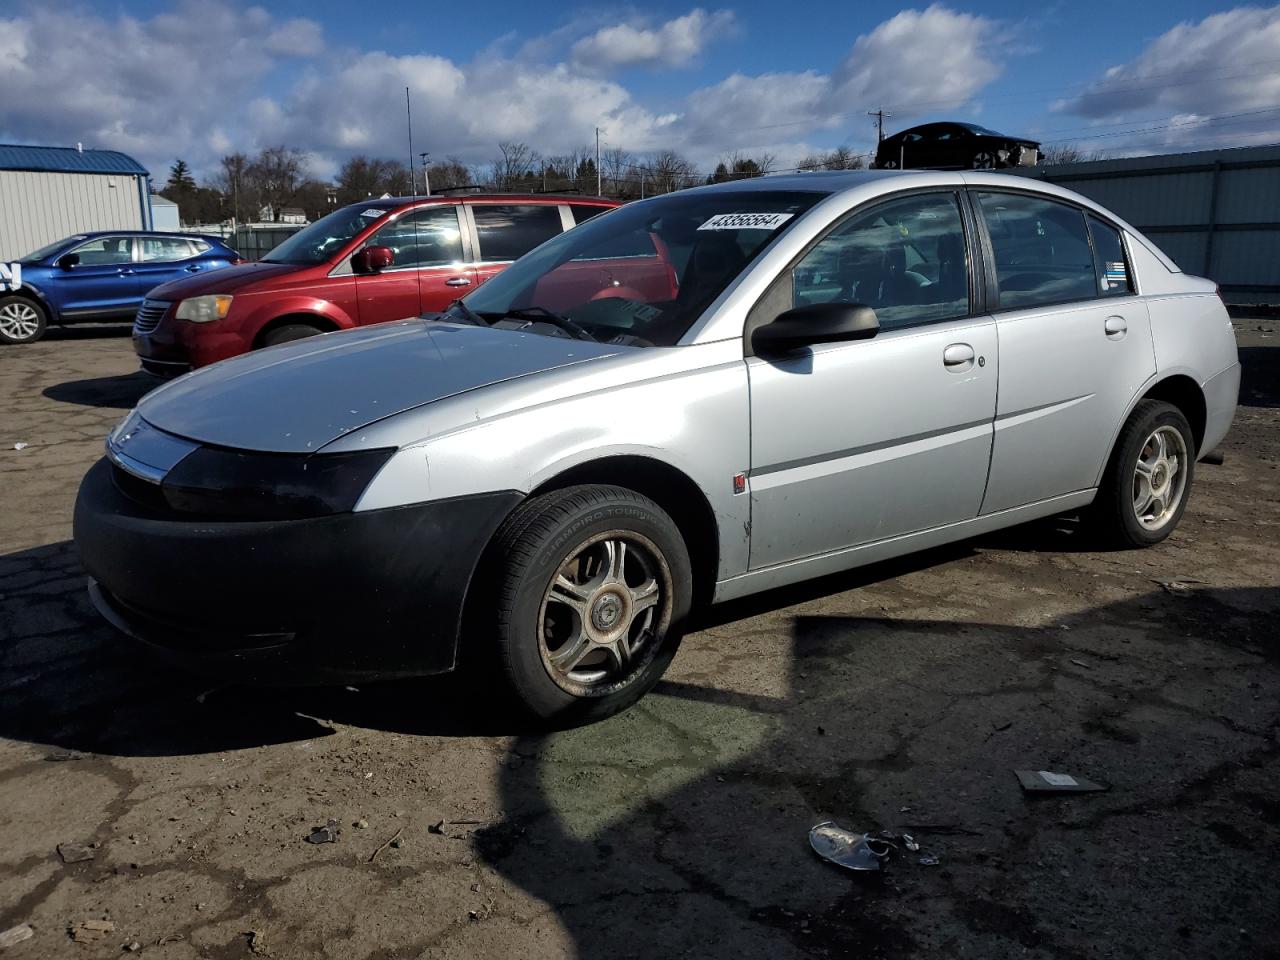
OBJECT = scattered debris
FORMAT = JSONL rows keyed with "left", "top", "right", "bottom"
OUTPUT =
{"left": 44, "top": 750, "right": 84, "bottom": 762}
{"left": 353, "top": 819, "right": 369, "bottom": 829}
{"left": 69, "top": 920, "right": 115, "bottom": 944}
{"left": 918, "top": 853, "right": 941, "bottom": 866}
{"left": 156, "top": 934, "right": 184, "bottom": 946}
{"left": 390, "top": 836, "right": 404, "bottom": 849}
{"left": 0, "top": 924, "right": 34, "bottom": 948}
{"left": 12, "top": 442, "right": 28, "bottom": 451}
{"left": 428, "top": 820, "right": 446, "bottom": 835}
{"left": 305, "top": 819, "right": 340, "bottom": 844}
{"left": 368, "top": 828, "right": 404, "bottom": 863}
{"left": 992, "top": 720, "right": 1013, "bottom": 732}
{"left": 1014, "top": 769, "right": 1108, "bottom": 794}
{"left": 1069, "top": 658, "right": 1092, "bottom": 669}
{"left": 1149, "top": 576, "right": 1204, "bottom": 595}
{"left": 449, "top": 820, "right": 482, "bottom": 826}
{"left": 124, "top": 941, "right": 142, "bottom": 952}
{"left": 816, "top": 726, "right": 826, "bottom": 736}
{"left": 809, "top": 822, "right": 892, "bottom": 871}
{"left": 902, "top": 834, "right": 920, "bottom": 852}
{"left": 246, "top": 929, "right": 269, "bottom": 955}
{"left": 57, "top": 842, "right": 95, "bottom": 864}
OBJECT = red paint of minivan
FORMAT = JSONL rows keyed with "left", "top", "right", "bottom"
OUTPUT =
{"left": 133, "top": 195, "right": 620, "bottom": 376}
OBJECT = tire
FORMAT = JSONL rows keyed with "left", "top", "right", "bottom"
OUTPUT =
{"left": 260, "top": 323, "right": 323, "bottom": 347}
{"left": 970, "top": 151, "right": 996, "bottom": 170}
{"left": 486, "top": 484, "right": 692, "bottom": 723}
{"left": 1092, "top": 400, "right": 1196, "bottom": 548}
{"left": 0, "top": 296, "right": 48, "bottom": 344}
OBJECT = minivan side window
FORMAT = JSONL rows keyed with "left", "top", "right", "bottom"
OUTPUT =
{"left": 1087, "top": 216, "right": 1133, "bottom": 297}
{"left": 472, "top": 205, "right": 563, "bottom": 262}
{"left": 369, "top": 207, "right": 464, "bottom": 268}
{"left": 791, "top": 192, "right": 970, "bottom": 331}
{"left": 976, "top": 192, "right": 1097, "bottom": 310}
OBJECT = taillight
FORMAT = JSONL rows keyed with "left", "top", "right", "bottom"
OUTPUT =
{"left": 231, "top": 258, "right": 248, "bottom": 266}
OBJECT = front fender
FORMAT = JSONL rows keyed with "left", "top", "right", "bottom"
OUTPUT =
{"left": 240, "top": 294, "right": 357, "bottom": 339}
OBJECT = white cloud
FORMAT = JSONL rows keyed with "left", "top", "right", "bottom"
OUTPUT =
{"left": 571, "top": 9, "right": 735, "bottom": 71}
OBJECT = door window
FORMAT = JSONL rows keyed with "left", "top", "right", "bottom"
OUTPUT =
{"left": 139, "top": 237, "right": 195, "bottom": 262}
{"left": 1087, "top": 216, "right": 1133, "bottom": 297}
{"left": 472, "top": 204, "right": 563, "bottom": 262}
{"left": 73, "top": 237, "right": 134, "bottom": 265}
{"left": 368, "top": 207, "right": 463, "bottom": 268}
{"left": 976, "top": 193, "right": 1098, "bottom": 309}
{"left": 790, "top": 192, "right": 970, "bottom": 330}
{"left": 570, "top": 204, "right": 609, "bottom": 226}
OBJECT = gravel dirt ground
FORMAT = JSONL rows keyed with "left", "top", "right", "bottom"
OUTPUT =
{"left": 0, "top": 320, "right": 1277, "bottom": 960}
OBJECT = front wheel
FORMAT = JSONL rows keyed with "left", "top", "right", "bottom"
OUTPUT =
{"left": 970, "top": 151, "right": 996, "bottom": 169}
{"left": 260, "top": 323, "right": 323, "bottom": 348}
{"left": 1092, "top": 400, "right": 1196, "bottom": 547}
{"left": 486, "top": 485, "right": 692, "bottom": 723}
{"left": 0, "top": 296, "right": 48, "bottom": 344}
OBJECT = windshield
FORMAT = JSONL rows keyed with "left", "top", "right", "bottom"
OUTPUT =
{"left": 262, "top": 204, "right": 390, "bottom": 264}
{"left": 958, "top": 122, "right": 1003, "bottom": 137}
{"left": 21, "top": 237, "right": 83, "bottom": 262}
{"left": 455, "top": 190, "right": 823, "bottom": 346}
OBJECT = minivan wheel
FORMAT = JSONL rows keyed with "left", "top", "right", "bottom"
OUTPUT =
{"left": 0, "top": 296, "right": 48, "bottom": 344}
{"left": 487, "top": 484, "right": 692, "bottom": 723}
{"left": 260, "top": 323, "right": 323, "bottom": 347}
{"left": 1093, "top": 400, "right": 1196, "bottom": 548}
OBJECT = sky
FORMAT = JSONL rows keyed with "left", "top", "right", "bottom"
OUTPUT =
{"left": 2, "top": 0, "right": 1279, "bottom": 183}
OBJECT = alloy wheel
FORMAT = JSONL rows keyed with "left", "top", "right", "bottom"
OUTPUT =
{"left": 1132, "top": 425, "right": 1189, "bottom": 531}
{"left": 537, "top": 531, "right": 673, "bottom": 696}
{"left": 971, "top": 152, "right": 996, "bottom": 169}
{"left": 0, "top": 302, "right": 41, "bottom": 341}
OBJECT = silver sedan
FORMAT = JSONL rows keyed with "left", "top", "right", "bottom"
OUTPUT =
{"left": 75, "top": 170, "right": 1240, "bottom": 722}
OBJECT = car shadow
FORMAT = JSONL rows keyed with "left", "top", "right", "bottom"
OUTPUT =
{"left": 42, "top": 370, "right": 159, "bottom": 409}
{"left": 39, "top": 324, "right": 134, "bottom": 341}
{"left": 1239, "top": 344, "right": 1278, "bottom": 408}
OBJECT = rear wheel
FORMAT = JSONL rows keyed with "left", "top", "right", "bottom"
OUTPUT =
{"left": 260, "top": 323, "right": 323, "bottom": 347}
{"left": 970, "top": 151, "right": 996, "bottom": 169}
{"left": 486, "top": 484, "right": 691, "bottom": 723}
{"left": 1093, "top": 400, "right": 1195, "bottom": 547}
{"left": 0, "top": 296, "right": 47, "bottom": 344}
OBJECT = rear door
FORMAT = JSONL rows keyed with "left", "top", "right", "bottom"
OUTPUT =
{"left": 133, "top": 236, "right": 205, "bottom": 297}
{"left": 747, "top": 190, "right": 998, "bottom": 568}
{"left": 354, "top": 205, "right": 473, "bottom": 323}
{"left": 466, "top": 203, "right": 567, "bottom": 287}
{"left": 972, "top": 189, "right": 1154, "bottom": 513}
{"left": 57, "top": 236, "right": 138, "bottom": 316}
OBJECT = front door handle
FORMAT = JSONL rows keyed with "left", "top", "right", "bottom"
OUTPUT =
{"left": 943, "top": 342, "right": 975, "bottom": 371}
{"left": 1104, "top": 315, "right": 1127, "bottom": 339}
{"left": 445, "top": 277, "right": 472, "bottom": 287}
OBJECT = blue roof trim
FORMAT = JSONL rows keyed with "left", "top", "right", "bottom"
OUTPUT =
{"left": 0, "top": 144, "right": 149, "bottom": 176}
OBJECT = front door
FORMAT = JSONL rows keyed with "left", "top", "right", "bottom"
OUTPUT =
{"left": 354, "top": 206, "right": 473, "bottom": 324}
{"left": 747, "top": 190, "right": 998, "bottom": 569}
{"left": 56, "top": 236, "right": 137, "bottom": 316}
{"left": 972, "top": 190, "right": 1156, "bottom": 513}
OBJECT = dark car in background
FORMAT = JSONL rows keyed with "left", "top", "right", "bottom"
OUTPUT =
{"left": 873, "top": 122, "right": 1040, "bottom": 171}
{"left": 132, "top": 194, "right": 620, "bottom": 376}
{"left": 0, "top": 231, "right": 241, "bottom": 344}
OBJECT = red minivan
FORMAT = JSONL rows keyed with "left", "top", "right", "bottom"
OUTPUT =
{"left": 133, "top": 195, "right": 620, "bottom": 375}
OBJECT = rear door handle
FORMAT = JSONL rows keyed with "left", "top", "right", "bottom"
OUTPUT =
{"left": 1104, "top": 315, "right": 1127, "bottom": 339}
{"left": 445, "top": 277, "right": 472, "bottom": 287}
{"left": 185, "top": 265, "right": 203, "bottom": 272}
{"left": 943, "top": 342, "right": 975, "bottom": 371}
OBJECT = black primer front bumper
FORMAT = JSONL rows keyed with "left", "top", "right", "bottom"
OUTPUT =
{"left": 74, "top": 458, "right": 521, "bottom": 683}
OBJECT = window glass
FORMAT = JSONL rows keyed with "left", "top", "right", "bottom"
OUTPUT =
{"left": 368, "top": 207, "right": 463, "bottom": 268}
{"left": 977, "top": 193, "right": 1097, "bottom": 309}
{"left": 791, "top": 192, "right": 970, "bottom": 330}
{"left": 472, "top": 204, "right": 563, "bottom": 261}
{"left": 73, "top": 237, "right": 134, "bottom": 265}
{"left": 139, "top": 237, "right": 194, "bottom": 262}
{"left": 190, "top": 240, "right": 211, "bottom": 254}
{"left": 570, "top": 204, "right": 608, "bottom": 225}
{"left": 263, "top": 204, "right": 389, "bottom": 264}
{"left": 1087, "top": 216, "right": 1132, "bottom": 297}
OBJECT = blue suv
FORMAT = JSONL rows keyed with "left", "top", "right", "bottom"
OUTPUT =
{"left": 0, "top": 231, "right": 241, "bottom": 344}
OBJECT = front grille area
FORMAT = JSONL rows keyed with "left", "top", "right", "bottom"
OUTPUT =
{"left": 133, "top": 299, "right": 170, "bottom": 334}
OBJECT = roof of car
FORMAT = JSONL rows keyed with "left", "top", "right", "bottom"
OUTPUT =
{"left": 0, "top": 143, "right": 149, "bottom": 176}
{"left": 361, "top": 193, "right": 620, "bottom": 210}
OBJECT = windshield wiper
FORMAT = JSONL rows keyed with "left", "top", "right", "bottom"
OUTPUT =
{"left": 501, "top": 307, "right": 597, "bottom": 342}
{"left": 446, "top": 299, "right": 490, "bottom": 327}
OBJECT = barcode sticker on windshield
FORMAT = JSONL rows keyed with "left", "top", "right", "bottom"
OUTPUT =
{"left": 698, "top": 212, "right": 793, "bottom": 231}
{"left": 359, "top": 208, "right": 384, "bottom": 218}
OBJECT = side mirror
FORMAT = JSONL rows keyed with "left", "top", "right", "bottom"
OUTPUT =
{"left": 351, "top": 246, "right": 394, "bottom": 274}
{"left": 56, "top": 253, "right": 80, "bottom": 270}
{"left": 752, "top": 302, "right": 879, "bottom": 354}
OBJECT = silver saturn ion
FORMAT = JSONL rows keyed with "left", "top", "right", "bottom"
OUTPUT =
{"left": 75, "top": 171, "right": 1240, "bottom": 722}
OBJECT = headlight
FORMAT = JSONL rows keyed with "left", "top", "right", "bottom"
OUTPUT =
{"left": 175, "top": 295, "right": 233, "bottom": 322}
{"left": 157, "top": 446, "right": 396, "bottom": 519}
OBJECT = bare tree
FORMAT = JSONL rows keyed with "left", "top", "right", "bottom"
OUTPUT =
{"left": 212, "top": 152, "right": 252, "bottom": 224}
{"left": 429, "top": 156, "right": 476, "bottom": 191}
{"left": 493, "top": 141, "right": 537, "bottom": 191}
{"left": 645, "top": 150, "right": 697, "bottom": 194}
{"left": 602, "top": 147, "right": 635, "bottom": 197}
{"left": 796, "top": 145, "right": 865, "bottom": 172}
{"left": 1041, "top": 143, "right": 1104, "bottom": 166}
{"left": 246, "top": 146, "right": 307, "bottom": 221}
{"left": 335, "top": 156, "right": 410, "bottom": 205}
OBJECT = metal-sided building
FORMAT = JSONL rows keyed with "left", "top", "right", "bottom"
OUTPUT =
{"left": 0, "top": 144, "right": 153, "bottom": 261}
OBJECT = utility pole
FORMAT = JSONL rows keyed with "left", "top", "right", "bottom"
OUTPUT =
{"left": 595, "top": 127, "right": 602, "bottom": 197}
{"left": 419, "top": 152, "right": 431, "bottom": 196}
{"left": 406, "top": 86, "right": 416, "bottom": 196}
{"left": 868, "top": 108, "right": 892, "bottom": 142}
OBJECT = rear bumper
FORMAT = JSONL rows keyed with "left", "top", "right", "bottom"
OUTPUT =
{"left": 74, "top": 457, "right": 521, "bottom": 683}
{"left": 1200, "top": 361, "right": 1241, "bottom": 457}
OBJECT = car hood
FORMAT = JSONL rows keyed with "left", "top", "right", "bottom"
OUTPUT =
{"left": 148, "top": 261, "right": 301, "bottom": 300}
{"left": 136, "top": 320, "right": 621, "bottom": 453}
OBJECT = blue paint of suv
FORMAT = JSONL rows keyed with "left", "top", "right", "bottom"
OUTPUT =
{"left": 0, "top": 231, "right": 241, "bottom": 344}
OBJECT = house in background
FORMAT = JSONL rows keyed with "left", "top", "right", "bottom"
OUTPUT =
{"left": 257, "top": 205, "right": 308, "bottom": 225}
{"left": 0, "top": 143, "right": 152, "bottom": 260}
